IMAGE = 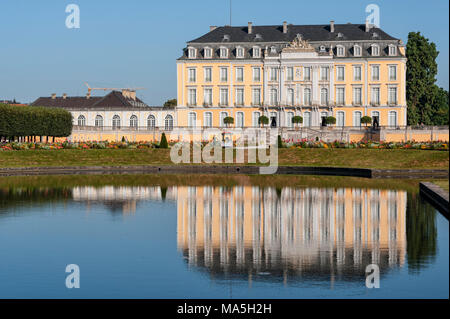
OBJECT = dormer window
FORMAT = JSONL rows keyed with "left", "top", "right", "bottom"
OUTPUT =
{"left": 219, "top": 47, "right": 228, "bottom": 58}
{"left": 236, "top": 47, "right": 245, "bottom": 58}
{"left": 388, "top": 45, "right": 397, "bottom": 56}
{"left": 372, "top": 32, "right": 379, "bottom": 39}
{"left": 188, "top": 47, "right": 196, "bottom": 59}
{"left": 255, "top": 34, "right": 262, "bottom": 41}
{"left": 354, "top": 45, "right": 362, "bottom": 57}
{"left": 204, "top": 47, "right": 212, "bottom": 59}
{"left": 253, "top": 46, "right": 261, "bottom": 58}
{"left": 371, "top": 44, "right": 380, "bottom": 56}
{"left": 270, "top": 46, "right": 277, "bottom": 54}
{"left": 336, "top": 45, "right": 345, "bottom": 57}
{"left": 319, "top": 45, "right": 326, "bottom": 52}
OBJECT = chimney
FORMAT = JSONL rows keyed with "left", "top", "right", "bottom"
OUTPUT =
{"left": 129, "top": 91, "right": 136, "bottom": 101}
{"left": 86, "top": 93, "right": 91, "bottom": 99}
{"left": 330, "top": 20, "right": 335, "bottom": 33}
{"left": 51, "top": 93, "right": 56, "bottom": 99}
{"left": 248, "top": 22, "right": 253, "bottom": 34}
{"left": 210, "top": 26, "right": 217, "bottom": 32}
{"left": 283, "top": 21, "right": 288, "bottom": 34}
{"left": 62, "top": 93, "right": 67, "bottom": 99}
{"left": 365, "top": 19, "right": 370, "bottom": 32}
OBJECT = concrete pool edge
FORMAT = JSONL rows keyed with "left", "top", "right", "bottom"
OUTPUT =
{"left": 420, "top": 182, "right": 449, "bottom": 218}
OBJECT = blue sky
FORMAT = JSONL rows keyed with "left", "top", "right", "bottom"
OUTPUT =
{"left": 0, "top": 0, "right": 448, "bottom": 105}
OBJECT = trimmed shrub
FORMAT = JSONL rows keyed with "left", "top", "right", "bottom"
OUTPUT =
{"left": 258, "top": 115, "right": 269, "bottom": 127}
{"left": 159, "top": 132, "right": 168, "bottom": 149}
{"left": 361, "top": 116, "right": 372, "bottom": 126}
{"left": 325, "top": 116, "right": 336, "bottom": 125}
{"left": 292, "top": 116, "right": 303, "bottom": 125}
{"left": 223, "top": 116, "right": 234, "bottom": 126}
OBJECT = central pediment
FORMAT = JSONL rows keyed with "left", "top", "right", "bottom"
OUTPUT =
{"left": 282, "top": 34, "right": 316, "bottom": 53}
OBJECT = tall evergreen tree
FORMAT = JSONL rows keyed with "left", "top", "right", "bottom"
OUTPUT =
{"left": 406, "top": 32, "right": 439, "bottom": 125}
{"left": 430, "top": 86, "right": 449, "bottom": 125}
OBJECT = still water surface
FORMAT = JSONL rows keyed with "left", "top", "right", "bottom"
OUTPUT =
{"left": 0, "top": 179, "right": 448, "bottom": 298}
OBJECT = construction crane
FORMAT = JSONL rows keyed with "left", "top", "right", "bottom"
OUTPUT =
{"left": 84, "top": 82, "right": 145, "bottom": 95}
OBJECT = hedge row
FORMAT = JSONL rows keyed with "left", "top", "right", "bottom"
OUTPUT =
{"left": 0, "top": 104, "right": 72, "bottom": 139}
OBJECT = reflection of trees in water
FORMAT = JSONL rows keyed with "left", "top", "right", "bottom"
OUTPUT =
{"left": 406, "top": 193, "right": 437, "bottom": 273}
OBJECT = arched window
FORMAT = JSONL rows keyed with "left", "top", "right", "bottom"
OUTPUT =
{"left": 287, "top": 88, "right": 294, "bottom": 105}
{"left": 353, "top": 111, "right": 362, "bottom": 127}
{"left": 188, "top": 112, "right": 197, "bottom": 128}
{"left": 164, "top": 115, "right": 173, "bottom": 131}
{"left": 320, "top": 88, "right": 328, "bottom": 105}
{"left": 77, "top": 115, "right": 86, "bottom": 126}
{"left": 371, "top": 44, "right": 380, "bottom": 56}
{"left": 303, "top": 112, "right": 311, "bottom": 127}
{"left": 204, "top": 112, "right": 212, "bottom": 128}
{"left": 354, "top": 45, "right": 362, "bottom": 56}
{"left": 236, "top": 112, "right": 244, "bottom": 128}
{"left": 270, "top": 88, "right": 278, "bottom": 106}
{"left": 337, "top": 111, "right": 345, "bottom": 127}
{"left": 252, "top": 111, "right": 261, "bottom": 127}
{"left": 147, "top": 115, "right": 156, "bottom": 129}
{"left": 286, "top": 112, "right": 294, "bottom": 128}
{"left": 112, "top": 115, "right": 121, "bottom": 129}
{"left": 388, "top": 111, "right": 397, "bottom": 127}
{"left": 130, "top": 115, "right": 138, "bottom": 128}
{"left": 95, "top": 115, "right": 103, "bottom": 127}
{"left": 220, "top": 111, "right": 228, "bottom": 127}
{"left": 303, "top": 88, "right": 311, "bottom": 105}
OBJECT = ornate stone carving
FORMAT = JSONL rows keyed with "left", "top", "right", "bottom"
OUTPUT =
{"left": 283, "top": 34, "right": 315, "bottom": 52}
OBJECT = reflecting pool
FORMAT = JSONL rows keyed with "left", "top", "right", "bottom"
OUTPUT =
{"left": 0, "top": 177, "right": 447, "bottom": 298}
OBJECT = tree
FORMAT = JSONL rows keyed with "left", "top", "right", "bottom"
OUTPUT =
{"left": 406, "top": 32, "right": 439, "bottom": 125}
{"left": 325, "top": 116, "right": 336, "bottom": 126}
{"left": 361, "top": 116, "right": 372, "bottom": 126}
{"left": 163, "top": 99, "right": 177, "bottom": 108}
{"left": 292, "top": 116, "right": 303, "bottom": 129}
{"left": 429, "top": 86, "right": 449, "bottom": 125}
{"left": 258, "top": 115, "right": 269, "bottom": 127}
{"left": 277, "top": 135, "right": 283, "bottom": 148}
{"left": 223, "top": 116, "right": 234, "bottom": 127}
{"left": 159, "top": 132, "right": 168, "bottom": 148}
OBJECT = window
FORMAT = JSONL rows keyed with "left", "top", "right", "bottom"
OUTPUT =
{"left": 188, "top": 112, "right": 197, "bottom": 128}
{"left": 337, "top": 111, "right": 345, "bottom": 127}
{"left": 235, "top": 88, "right": 244, "bottom": 106}
{"left": 270, "top": 46, "right": 277, "bottom": 54}
{"left": 253, "top": 67, "right": 261, "bottom": 82}
{"left": 147, "top": 115, "right": 155, "bottom": 128}
{"left": 203, "top": 88, "right": 212, "bottom": 106}
{"left": 236, "top": 67, "right": 244, "bottom": 82}
{"left": 337, "top": 66, "right": 345, "bottom": 81}
{"left": 353, "top": 87, "right": 362, "bottom": 105}
{"left": 220, "top": 88, "right": 228, "bottom": 106}
{"left": 252, "top": 112, "right": 261, "bottom": 127}
{"left": 188, "top": 47, "right": 196, "bottom": 59}
{"left": 204, "top": 68, "right": 212, "bottom": 82}
{"left": 270, "top": 68, "right": 278, "bottom": 81}
{"left": 112, "top": 115, "right": 121, "bottom": 129}
{"left": 188, "top": 68, "right": 196, "bottom": 82}
{"left": 354, "top": 45, "right": 362, "bottom": 56}
{"left": 188, "top": 88, "right": 197, "bottom": 106}
{"left": 303, "top": 112, "right": 311, "bottom": 127}
{"left": 337, "top": 45, "right": 345, "bottom": 57}
{"left": 371, "top": 111, "right": 380, "bottom": 125}
{"left": 236, "top": 47, "right": 244, "bottom": 58}
{"left": 286, "top": 67, "right": 294, "bottom": 81}
{"left": 388, "top": 87, "right": 397, "bottom": 104}
{"left": 371, "top": 44, "right": 380, "bottom": 56}
{"left": 130, "top": 115, "right": 138, "bottom": 128}
{"left": 371, "top": 65, "right": 380, "bottom": 81}
{"left": 220, "top": 68, "right": 228, "bottom": 82}
{"left": 320, "top": 88, "right": 328, "bottom": 105}
{"left": 204, "top": 112, "right": 212, "bottom": 128}
{"left": 286, "top": 112, "right": 294, "bottom": 128}
{"left": 389, "top": 45, "right": 397, "bottom": 56}
{"left": 77, "top": 115, "right": 86, "bottom": 126}
{"left": 389, "top": 65, "right": 397, "bottom": 81}
{"left": 95, "top": 115, "right": 103, "bottom": 127}
{"left": 204, "top": 48, "right": 212, "bottom": 58}
{"left": 303, "top": 67, "right": 311, "bottom": 81}
{"left": 353, "top": 66, "right": 362, "bottom": 81}
{"left": 252, "top": 88, "right": 261, "bottom": 105}
{"left": 371, "top": 87, "right": 380, "bottom": 105}
{"left": 336, "top": 87, "right": 345, "bottom": 105}
{"left": 164, "top": 115, "right": 173, "bottom": 130}
{"left": 287, "top": 88, "right": 294, "bottom": 105}
{"left": 220, "top": 47, "right": 228, "bottom": 58}
{"left": 269, "top": 88, "right": 278, "bottom": 106}
{"left": 253, "top": 47, "right": 261, "bottom": 58}
{"left": 353, "top": 111, "right": 362, "bottom": 127}
{"left": 320, "top": 66, "right": 329, "bottom": 80}
{"left": 236, "top": 112, "right": 244, "bottom": 128}
{"left": 303, "top": 88, "right": 311, "bottom": 105}
{"left": 388, "top": 111, "right": 397, "bottom": 127}
{"left": 219, "top": 112, "right": 228, "bottom": 127}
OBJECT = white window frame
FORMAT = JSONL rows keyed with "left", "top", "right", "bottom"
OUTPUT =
{"left": 371, "top": 86, "right": 380, "bottom": 105}
{"left": 236, "top": 67, "right": 244, "bottom": 82}
{"left": 219, "top": 47, "right": 228, "bottom": 59}
{"left": 371, "top": 65, "right": 380, "bottom": 81}
{"left": 203, "top": 87, "right": 212, "bottom": 106}
{"left": 147, "top": 115, "right": 156, "bottom": 128}
{"left": 252, "top": 67, "right": 261, "bottom": 82}
{"left": 188, "top": 88, "right": 197, "bottom": 106}
{"left": 220, "top": 67, "right": 228, "bottom": 82}
{"left": 188, "top": 112, "right": 197, "bottom": 128}
{"left": 353, "top": 65, "right": 362, "bottom": 81}
{"left": 336, "top": 87, "right": 345, "bottom": 105}
{"left": 204, "top": 47, "right": 212, "bottom": 59}
{"left": 253, "top": 46, "right": 261, "bottom": 58}
{"left": 188, "top": 47, "right": 196, "bottom": 59}
{"left": 389, "top": 65, "right": 397, "bottom": 81}
{"left": 269, "top": 87, "right": 278, "bottom": 106}
{"left": 320, "top": 87, "right": 328, "bottom": 106}
{"left": 188, "top": 68, "right": 196, "bottom": 82}
{"left": 286, "top": 67, "right": 294, "bottom": 81}
{"left": 236, "top": 112, "right": 244, "bottom": 128}
{"left": 388, "top": 86, "right": 398, "bottom": 105}
{"left": 165, "top": 115, "right": 173, "bottom": 130}
{"left": 354, "top": 45, "right": 362, "bottom": 57}
{"left": 336, "top": 111, "right": 345, "bottom": 127}
{"left": 320, "top": 66, "right": 329, "bottom": 81}
{"left": 353, "top": 86, "right": 362, "bottom": 105}
{"left": 303, "top": 67, "right": 311, "bottom": 81}
{"left": 235, "top": 87, "right": 244, "bottom": 106}
{"left": 287, "top": 88, "right": 294, "bottom": 105}
{"left": 303, "top": 87, "right": 311, "bottom": 105}
{"left": 219, "top": 111, "right": 228, "bottom": 127}
{"left": 303, "top": 111, "right": 311, "bottom": 127}
{"left": 95, "top": 115, "right": 103, "bottom": 127}
{"left": 129, "top": 115, "right": 138, "bottom": 128}
{"left": 388, "top": 45, "right": 397, "bottom": 56}
{"left": 270, "top": 67, "right": 278, "bottom": 81}
{"left": 336, "top": 45, "right": 345, "bottom": 57}
{"left": 371, "top": 44, "right": 380, "bottom": 56}
{"left": 337, "top": 66, "right": 345, "bottom": 81}
{"left": 203, "top": 112, "right": 213, "bottom": 128}
{"left": 252, "top": 88, "right": 261, "bottom": 106}
{"left": 286, "top": 111, "right": 294, "bottom": 128}
{"left": 219, "top": 88, "right": 229, "bottom": 106}
{"left": 204, "top": 67, "right": 212, "bottom": 82}
{"left": 388, "top": 111, "right": 397, "bottom": 127}
{"left": 252, "top": 111, "right": 261, "bottom": 127}
{"left": 77, "top": 115, "right": 86, "bottom": 126}
{"left": 236, "top": 47, "right": 245, "bottom": 58}
{"left": 353, "top": 111, "right": 362, "bottom": 127}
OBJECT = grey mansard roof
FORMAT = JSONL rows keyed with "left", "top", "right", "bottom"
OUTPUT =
{"left": 188, "top": 24, "right": 399, "bottom": 44}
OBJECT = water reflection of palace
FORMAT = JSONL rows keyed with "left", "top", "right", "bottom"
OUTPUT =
{"left": 177, "top": 186, "right": 406, "bottom": 282}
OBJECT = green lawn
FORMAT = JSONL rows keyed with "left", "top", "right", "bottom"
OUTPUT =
{"left": 0, "top": 148, "right": 448, "bottom": 169}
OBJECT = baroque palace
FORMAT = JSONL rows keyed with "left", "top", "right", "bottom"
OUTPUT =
{"left": 176, "top": 20, "right": 407, "bottom": 128}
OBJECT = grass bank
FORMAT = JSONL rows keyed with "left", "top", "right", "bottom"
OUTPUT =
{"left": 0, "top": 148, "right": 448, "bottom": 169}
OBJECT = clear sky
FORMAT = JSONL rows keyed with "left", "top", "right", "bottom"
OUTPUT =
{"left": 0, "top": 0, "right": 448, "bottom": 105}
